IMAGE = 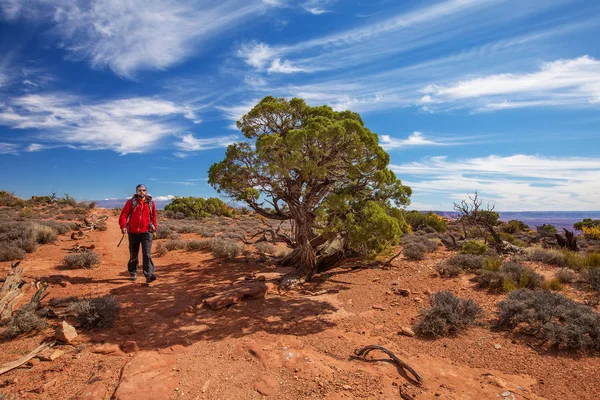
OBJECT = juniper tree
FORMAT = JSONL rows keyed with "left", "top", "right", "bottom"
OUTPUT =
{"left": 209, "top": 96, "right": 411, "bottom": 281}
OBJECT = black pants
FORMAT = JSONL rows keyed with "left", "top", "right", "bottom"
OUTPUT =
{"left": 127, "top": 232, "right": 155, "bottom": 278}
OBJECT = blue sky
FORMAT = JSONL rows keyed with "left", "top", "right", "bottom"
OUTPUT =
{"left": 0, "top": 0, "right": 599, "bottom": 211}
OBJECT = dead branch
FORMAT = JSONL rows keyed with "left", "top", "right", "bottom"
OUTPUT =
{"left": 555, "top": 229, "right": 579, "bottom": 252}
{"left": 353, "top": 345, "right": 423, "bottom": 386}
{"left": 0, "top": 341, "right": 55, "bottom": 375}
{"left": 0, "top": 262, "right": 25, "bottom": 322}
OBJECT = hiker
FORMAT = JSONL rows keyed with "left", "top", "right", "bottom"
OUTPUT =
{"left": 119, "top": 184, "right": 157, "bottom": 283}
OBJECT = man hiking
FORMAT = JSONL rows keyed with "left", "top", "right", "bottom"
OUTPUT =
{"left": 119, "top": 184, "right": 157, "bottom": 283}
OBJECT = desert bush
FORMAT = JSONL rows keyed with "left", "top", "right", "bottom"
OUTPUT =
{"left": 556, "top": 268, "right": 577, "bottom": 283}
{"left": 524, "top": 247, "right": 565, "bottom": 267}
{"left": 403, "top": 242, "right": 426, "bottom": 260}
{"left": 62, "top": 251, "right": 100, "bottom": 269}
{"left": 210, "top": 239, "right": 242, "bottom": 260}
{"left": 416, "top": 291, "right": 482, "bottom": 338}
{"left": 446, "top": 254, "right": 484, "bottom": 272}
{"left": 502, "top": 261, "right": 545, "bottom": 290}
{"left": 436, "top": 263, "right": 461, "bottom": 277}
{"left": 0, "top": 243, "right": 25, "bottom": 261}
{"left": 483, "top": 256, "right": 502, "bottom": 271}
{"left": 4, "top": 306, "right": 48, "bottom": 338}
{"left": 198, "top": 228, "right": 217, "bottom": 238}
{"left": 542, "top": 278, "right": 563, "bottom": 291}
{"left": 255, "top": 241, "right": 275, "bottom": 255}
{"left": 176, "top": 225, "right": 198, "bottom": 234}
{"left": 155, "top": 241, "right": 168, "bottom": 257}
{"left": 589, "top": 268, "right": 600, "bottom": 293}
{"left": 155, "top": 229, "right": 172, "bottom": 240}
{"left": 185, "top": 240, "right": 210, "bottom": 252}
{"left": 582, "top": 226, "right": 600, "bottom": 240}
{"left": 561, "top": 250, "right": 585, "bottom": 270}
{"left": 221, "top": 232, "right": 244, "bottom": 241}
{"left": 496, "top": 289, "right": 600, "bottom": 350}
{"left": 0, "top": 191, "right": 24, "bottom": 207}
{"left": 276, "top": 247, "right": 292, "bottom": 258}
{"left": 28, "top": 224, "right": 57, "bottom": 244}
{"left": 459, "top": 240, "right": 488, "bottom": 255}
{"left": 165, "top": 196, "right": 234, "bottom": 218}
{"left": 536, "top": 224, "right": 558, "bottom": 236}
{"left": 96, "top": 220, "right": 107, "bottom": 231}
{"left": 165, "top": 239, "right": 185, "bottom": 251}
{"left": 584, "top": 252, "right": 600, "bottom": 268}
{"left": 500, "top": 219, "right": 530, "bottom": 234}
{"left": 574, "top": 218, "right": 600, "bottom": 231}
{"left": 39, "top": 221, "right": 71, "bottom": 235}
{"left": 403, "top": 211, "right": 447, "bottom": 233}
{"left": 19, "top": 207, "right": 33, "bottom": 218}
{"left": 71, "top": 296, "right": 120, "bottom": 329}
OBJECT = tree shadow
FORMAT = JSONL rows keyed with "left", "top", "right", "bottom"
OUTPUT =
{"left": 84, "top": 257, "right": 346, "bottom": 350}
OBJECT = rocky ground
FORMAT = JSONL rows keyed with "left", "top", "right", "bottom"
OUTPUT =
{"left": 0, "top": 209, "right": 599, "bottom": 399}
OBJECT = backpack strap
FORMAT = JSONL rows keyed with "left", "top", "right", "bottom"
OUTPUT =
{"left": 127, "top": 195, "right": 155, "bottom": 232}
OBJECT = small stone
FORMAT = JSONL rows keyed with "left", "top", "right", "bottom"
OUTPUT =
{"left": 54, "top": 321, "right": 77, "bottom": 344}
{"left": 38, "top": 349, "right": 65, "bottom": 362}
{"left": 372, "top": 305, "right": 386, "bottom": 310}
{"left": 27, "top": 358, "right": 41, "bottom": 367}
{"left": 494, "top": 344, "right": 502, "bottom": 350}
{"left": 501, "top": 391, "right": 511, "bottom": 397}
{"left": 424, "top": 289, "right": 432, "bottom": 295}
{"left": 391, "top": 282, "right": 399, "bottom": 286}
{"left": 342, "top": 385, "right": 352, "bottom": 390}
{"left": 399, "top": 327, "right": 415, "bottom": 337}
{"left": 413, "top": 297, "right": 422, "bottom": 303}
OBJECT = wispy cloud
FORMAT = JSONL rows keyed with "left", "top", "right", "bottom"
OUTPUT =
{"left": 302, "top": 0, "right": 337, "bottom": 15}
{"left": 391, "top": 154, "right": 600, "bottom": 211}
{"left": 0, "top": 142, "right": 18, "bottom": 155}
{"left": 174, "top": 133, "right": 238, "bottom": 154}
{"left": 423, "top": 56, "right": 600, "bottom": 111}
{"left": 2, "top": 0, "right": 267, "bottom": 79}
{"left": 379, "top": 131, "right": 494, "bottom": 150}
{"left": 0, "top": 94, "right": 199, "bottom": 154}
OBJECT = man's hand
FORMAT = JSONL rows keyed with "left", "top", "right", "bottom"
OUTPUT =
{"left": 121, "top": 228, "right": 127, "bottom": 234}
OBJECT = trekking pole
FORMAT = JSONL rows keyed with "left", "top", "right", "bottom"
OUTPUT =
{"left": 117, "top": 234, "right": 125, "bottom": 247}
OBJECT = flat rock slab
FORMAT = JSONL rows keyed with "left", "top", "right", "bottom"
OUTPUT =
{"left": 204, "top": 282, "right": 268, "bottom": 310}
{"left": 113, "top": 351, "right": 177, "bottom": 400}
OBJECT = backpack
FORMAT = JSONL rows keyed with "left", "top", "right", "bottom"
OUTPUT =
{"left": 128, "top": 195, "right": 155, "bottom": 232}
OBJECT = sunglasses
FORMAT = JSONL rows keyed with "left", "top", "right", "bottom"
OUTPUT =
{"left": 137, "top": 189, "right": 147, "bottom": 192}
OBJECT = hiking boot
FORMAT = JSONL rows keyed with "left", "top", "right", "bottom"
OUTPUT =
{"left": 129, "top": 273, "right": 137, "bottom": 281}
{"left": 146, "top": 275, "right": 156, "bottom": 283}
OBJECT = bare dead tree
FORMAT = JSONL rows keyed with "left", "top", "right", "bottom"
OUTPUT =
{"left": 555, "top": 229, "right": 579, "bottom": 252}
{"left": 453, "top": 191, "right": 503, "bottom": 250}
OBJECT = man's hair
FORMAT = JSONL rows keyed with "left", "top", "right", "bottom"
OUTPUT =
{"left": 136, "top": 184, "right": 146, "bottom": 190}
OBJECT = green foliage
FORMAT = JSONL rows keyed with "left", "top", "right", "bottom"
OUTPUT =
{"left": 500, "top": 219, "right": 530, "bottom": 234}
{"left": 403, "top": 211, "right": 447, "bottom": 233}
{"left": 543, "top": 278, "right": 563, "bottom": 291}
{"left": 584, "top": 252, "right": 600, "bottom": 268}
{"left": 497, "top": 289, "right": 600, "bottom": 350}
{"left": 208, "top": 96, "right": 411, "bottom": 270}
{"left": 574, "top": 218, "right": 600, "bottom": 231}
{"left": 416, "top": 291, "right": 482, "bottom": 338}
{"left": 165, "top": 196, "right": 233, "bottom": 218}
{"left": 536, "top": 224, "right": 557, "bottom": 236}
{"left": 483, "top": 256, "right": 502, "bottom": 271}
{"left": 459, "top": 240, "right": 488, "bottom": 255}
{"left": 19, "top": 207, "right": 33, "bottom": 218}
{"left": 0, "top": 191, "right": 25, "bottom": 207}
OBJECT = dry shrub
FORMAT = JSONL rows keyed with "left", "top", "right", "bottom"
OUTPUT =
{"left": 210, "top": 239, "right": 242, "bottom": 260}
{"left": 497, "top": 289, "right": 600, "bottom": 350}
{"left": 198, "top": 228, "right": 216, "bottom": 238}
{"left": 436, "top": 263, "right": 461, "bottom": 277}
{"left": 29, "top": 224, "right": 57, "bottom": 244}
{"left": 445, "top": 254, "right": 484, "bottom": 272}
{"left": 556, "top": 268, "right": 577, "bottom": 283}
{"left": 176, "top": 225, "right": 198, "bottom": 234}
{"left": 62, "top": 251, "right": 100, "bottom": 269}
{"left": 474, "top": 261, "right": 544, "bottom": 292}
{"left": 155, "top": 241, "right": 168, "bottom": 257}
{"left": 255, "top": 241, "right": 275, "bottom": 255}
{"left": 416, "top": 291, "right": 482, "bottom": 338}
{"left": 459, "top": 240, "right": 488, "bottom": 255}
{"left": 403, "top": 242, "right": 426, "bottom": 260}
{"left": 185, "top": 240, "right": 210, "bottom": 252}
{"left": 589, "top": 267, "right": 600, "bottom": 293}
{"left": 4, "top": 306, "right": 48, "bottom": 338}
{"left": 0, "top": 243, "right": 25, "bottom": 262}
{"left": 71, "top": 296, "right": 120, "bottom": 329}
{"left": 39, "top": 221, "right": 71, "bottom": 235}
{"left": 542, "top": 278, "right": 563, "bottom": 291}
{"left": 165, "top": 239, "right": 185, "bottom": 251}
{"left": 525, "top": 247, "right": 565, "bottom": 267}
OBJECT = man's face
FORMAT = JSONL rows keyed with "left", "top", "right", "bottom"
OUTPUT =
{"left": 137, "top": 187, "right": 147, "bottom": 198}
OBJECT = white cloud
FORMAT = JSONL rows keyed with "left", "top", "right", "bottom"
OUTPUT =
{"left": 238, "top": 42, "right": 278, "bottom": 69}
{"left": 424, "top": 56, "right": 600, "bottom": 110}
{"left": 0, "top": 142, "right": 18, "bottom": 155}
{"left": 380, "top": 131, "right": 497, "bottom": 150}
{"left": 390, "top": 154, "right": 600, "bottom": 211}
{"left": 2, "top": 0, "right": 266, "bottom": 79}
{"left": 0, "top": 94, "right": 198, "bottom": 154}
{"left": 301, "top": 0, "right": 337, "bottom": 15}
{"left": 174, "top": 133, "right": 238, "bottom": 152}
{"left": 153, "top": 195, "right": 175, "bottom": 201}
{"left": 267, "top": 58, "right": 307, "bottom": 74}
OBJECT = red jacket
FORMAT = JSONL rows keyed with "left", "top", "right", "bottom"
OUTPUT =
{"left": 119, "top": 196, "right": 157, "bottom": 234}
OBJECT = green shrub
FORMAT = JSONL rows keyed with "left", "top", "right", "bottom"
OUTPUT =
{"left": 574, "top": 218, "right": 600, "bottom": 231}
{"left": 584, "top": 252, "right": 600, "bottom": 268}
{"left": 210, "top": 239, "right": 242, "bottom": 260}
{"left": 536, "top": 224, "right": 557, "bottom": 236}
{"left": 403, "top": 211, "right": 447, "bottom": 233}
{"left": 497, "top": 289, "right": 600, "bottom": 350}
{"left": 500, "top": 219, "right": 530, "bottom": 234}
{"left": 543, "top": 278, "right": 563, "bottom": 291}
{"left": 19, "top": 207, "right": 33, "bottom": 218}
{"left": 561, "top": 250, "right": 585, "bottom": 270}
{"left": 71, "top": 296, "right": 120, "bottom": 329}
{"left": 165, "top": 196, "right": 234, "bottom": 218}
{"left": 459, "top": 240, "right": 488, "bottom": 255}
{"left": 483, "top": 256, "right": 502, "bottom": 271}
{"left": 403, "top": 242, "right": 426, "bottom": 260}
{"left": 474, "top": 261, "right": 544, "bottom": 292}
{"left": 62, "top": 251, "right": 100, "bottom": 269}
{"left": 416, "top": 291, "right": 482, "bottom": 338}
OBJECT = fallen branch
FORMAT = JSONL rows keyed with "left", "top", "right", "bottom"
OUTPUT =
{"left": 0, "top": 341, "right": 55, "bottom": 375}
{"left": 353, "top": 345, "right": 423, "bottom": 386}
